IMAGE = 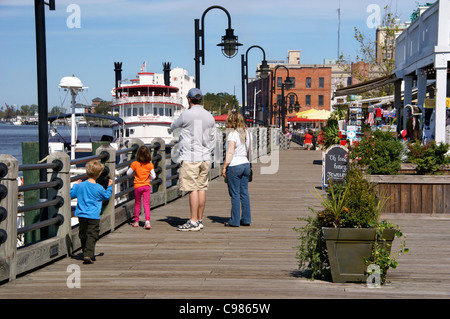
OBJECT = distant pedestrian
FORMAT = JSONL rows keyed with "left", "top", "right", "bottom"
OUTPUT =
{"left": 127, "top": 145, "right": 156, "bottom": 229}
{"left": 70, "top": 160, "right": 113, "bottom": 264}
{"left": 170, "top": 88, "right": 216, "bottom": 231}
{"left": 304, "top": 129, "right": 313, "bottom": 150}
{"left": 221, "top": 110, "right": 252, "bottom": 227}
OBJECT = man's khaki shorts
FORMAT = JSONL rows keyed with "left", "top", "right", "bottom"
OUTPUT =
{"left": 179, "top": 161, "right": 210, "bottom": 191}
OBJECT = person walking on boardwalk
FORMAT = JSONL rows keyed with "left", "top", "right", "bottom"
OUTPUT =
{"left": 221, "top": 110, "right": 252, "bottom": 227}
{"left": 70, "top": 160, "right": 113, "bottom": 264}
{"left": 127, "top": 145, "right": 156, "bottom": 229}
{"left": 170, "top": 88, "right": 216, "bottom": 231}
{"left": 303, "top": 129, "right": 313, "bottom": 151}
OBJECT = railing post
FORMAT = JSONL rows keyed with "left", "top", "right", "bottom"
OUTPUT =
{"left": 46, "top": 151, "right": 71, "bottom": 256}
{"left": 259, "top": 127, "right": 267, "bottom": 157}
{"left": 169, "top": 138, "right": 179, "bottom": 188}
{"left": 151, "top": 137, "right": 166, "bottom": 206}
{"left": 0, "top": 155, "right": 19, "bottom": 282}
{"left": 272, "top": 128, "right": 280, "bottom": 152}
{"left": 208, "top": 128, "right": 220, "bottom": 180}
{"left": 213, "top": 128, "right": 224, "bottom": 174}
{"left": 126, "top": 139, "right": 144, "bottom": 161}
{"left": 248, "top": 128, "right": 256, "bottom": 163}
{"left": 95, "top": 145, "right": 116, "bottom": 233}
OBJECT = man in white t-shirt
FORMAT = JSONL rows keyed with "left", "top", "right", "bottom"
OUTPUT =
{"left": 170, "top": 88, "right": 216, "bottom": 231}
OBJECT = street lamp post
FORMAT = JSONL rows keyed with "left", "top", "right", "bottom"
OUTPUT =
{"left": 286, "top": 92, "right": 300, "bottom": 113}
{"left": 194, "top": 5, "right": 242, "bottom": 89}
{"left": 241, "top": 45, "right": 270, "bottom": 124}
{"left": 270, "top": 65, "right": 292, "bottom": 132}
{"left": 34, "top": 0, "right": 55, "bottom": 238}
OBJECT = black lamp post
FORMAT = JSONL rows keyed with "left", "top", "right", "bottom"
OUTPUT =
{"left": 241, "top": 45, "right": 270, "bottom": 125}
{"left": 35, "top": 0, "right": 55, "bottom": 189}
{"left": 34, "top": 0, "right": 55, "bottom": 239}
{"left": 286, "top": 92, "right": 300, "bottom": 113}
{"left": 270, "top": 65, "right": 292, "bottom": 132}
{"left": 194, "top": 5, "right": 242, "bottom": 89}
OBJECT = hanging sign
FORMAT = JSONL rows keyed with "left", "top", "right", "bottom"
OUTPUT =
{"left": 346, "top": 125, "right": 357, "bottom": 140}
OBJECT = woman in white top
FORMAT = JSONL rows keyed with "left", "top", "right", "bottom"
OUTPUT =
{"left": 221, "top": 110, "right": 252, "bottom": 227}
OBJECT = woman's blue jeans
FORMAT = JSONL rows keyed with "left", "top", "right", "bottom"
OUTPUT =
{"left": 226, "top": 163, "right": 251, "bottom": 226}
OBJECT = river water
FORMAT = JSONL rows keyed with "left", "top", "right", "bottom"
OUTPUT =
{"left": 0, "top": 123, "right": 113, "bottom": 165}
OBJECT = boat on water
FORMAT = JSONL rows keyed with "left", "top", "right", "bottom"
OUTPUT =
{"left": 48, "top": 75, "right": 124, "bottom": 158}
{"left": 111, "top": 62, "right": 195, "bottom": 144}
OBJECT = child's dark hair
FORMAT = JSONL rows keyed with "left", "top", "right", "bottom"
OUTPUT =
{"left": 136, "top": 145, "right": 152, "bottom": 164}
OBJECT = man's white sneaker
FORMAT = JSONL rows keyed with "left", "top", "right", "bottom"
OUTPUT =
{"left": 177, "top": 220, "right": 201, "bottom": 231}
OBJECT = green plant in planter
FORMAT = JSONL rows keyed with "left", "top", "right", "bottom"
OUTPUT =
{"left": 407, "top": 140, "right": 450, "bottom": 175}
{"left": 294, "top": 164, "right": 408, "bottom": 283}
{"left": 323, "top": 118, "right": 340, "bottom": 148}
{"left": 348, "top": 130, "right": 403, "bottom": 175}
{"left": 364, "top": 220, "right": 409, "bottom": 285}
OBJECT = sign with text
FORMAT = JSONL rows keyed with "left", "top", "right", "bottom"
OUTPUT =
{"left": 322, "top": 145, "right": 348, "bottom": 188}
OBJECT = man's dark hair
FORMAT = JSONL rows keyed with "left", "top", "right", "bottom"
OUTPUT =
{"left": 189, "top": 96, "right": 202, "bottom": 105}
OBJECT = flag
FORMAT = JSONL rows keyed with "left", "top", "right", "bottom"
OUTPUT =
{"left": 367, "top": 112, "right": 374, "bottom": 125}
{"left": 140, "top": 61, "right": 146, "bottom": 72}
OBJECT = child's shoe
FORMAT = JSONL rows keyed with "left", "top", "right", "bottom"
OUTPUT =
{"left": 144, "top": 221, "right": 151, "bottom": 229}
{"left": 132, "top": 221, "right": 139, "bottom": 227}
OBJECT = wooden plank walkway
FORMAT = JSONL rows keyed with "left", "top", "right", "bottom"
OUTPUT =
{"left": 1, "top": 144, "right": 450, "bottom": 299}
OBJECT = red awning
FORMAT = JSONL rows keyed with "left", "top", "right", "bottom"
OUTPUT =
{"left": 287, "top": 117, "right": 326, "bottom": 122}
{"left": 214, "top": 114, "right": 228, "bottom": 122}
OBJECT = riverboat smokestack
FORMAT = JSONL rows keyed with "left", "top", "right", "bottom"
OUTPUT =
{"left": 114, "top": 62, "right": 122, "bottom": 91}
{"left": 163, "top": 62, "right": 171, "bottom": 86}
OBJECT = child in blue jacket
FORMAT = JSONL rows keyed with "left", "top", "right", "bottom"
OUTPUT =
{"left": 70, "top": 160, "right": 113, "bottom": 264}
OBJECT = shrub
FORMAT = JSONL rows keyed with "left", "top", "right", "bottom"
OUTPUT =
{"left": 348, "top": 130, "right": 402, "bottom": 175}
{"left": 339, "top": 166, "right": 379, "bottom": 228}
{"left": 407, "top": 140, "right": 450, "bottom": 175}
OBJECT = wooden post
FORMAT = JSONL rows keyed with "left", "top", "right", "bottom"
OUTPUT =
{"left": 46, "top": 151, "right": 72, "bottom": 256}
{"left": 151, "top": 138, "right": 166, "bottom": 206}
{"left": 95, "top": 145, "right": 116, "bottom": 233}
{"left": 21, "top": 142, "right": 40, "bottom": 244}
{"left": 0, "top": 154, "right": 19, "bottom": 281}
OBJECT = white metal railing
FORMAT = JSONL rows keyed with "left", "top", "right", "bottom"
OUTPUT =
{"left": 112, "top": 95, "right": 183, "bottom": 106}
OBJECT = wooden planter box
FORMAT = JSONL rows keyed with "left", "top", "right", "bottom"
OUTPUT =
{"left": 370, "top": 174, "right": 450, "bottom": 214}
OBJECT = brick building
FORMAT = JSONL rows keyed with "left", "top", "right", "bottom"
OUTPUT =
{"left": 247, "top": 52, "right": 332, "bottom": 129}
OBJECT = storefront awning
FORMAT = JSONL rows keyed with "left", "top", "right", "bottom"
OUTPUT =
{"left": 288, "top": 117, "right": 326, "bottom": 122}
{"left": 334, "top": 73, "right": 397, "bottom": 97}
{"left": 214, "top": 114, "right": 228, "bottom": 122}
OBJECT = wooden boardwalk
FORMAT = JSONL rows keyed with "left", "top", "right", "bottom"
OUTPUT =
{"left": 1, "top": 144, "right": 450, "bottom": 299}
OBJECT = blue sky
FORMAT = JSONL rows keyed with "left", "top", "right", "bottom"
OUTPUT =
{"left": 0, "top": 0, "right": 421, "bottom": 110}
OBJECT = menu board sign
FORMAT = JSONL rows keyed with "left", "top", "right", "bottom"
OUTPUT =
{"left": 322, "top": 145, "right": 348, "bottom": 188}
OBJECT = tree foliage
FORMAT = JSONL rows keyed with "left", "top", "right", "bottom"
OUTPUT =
{"left": 202, "top": 92, "right": 239, "bottom": 115}
{"left": 339, "top": 5, "right": 400, "bottom": 98}
{"left": 94, "top": 100, "right": 112, "bottom": 115}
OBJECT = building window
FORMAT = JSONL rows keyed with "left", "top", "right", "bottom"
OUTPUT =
{"left": 306, "top": 77, "right": 311, "bottom": 88}
{"left": 305, "top": 95, "right": 311, "bottom": 106}
{"left": 289, "top": 95, "right": 295, "bottom": 106}
{"left": 277, "top": 77, "right": 282, "bottom": 88}
{"left": 278, "top": 77, "right": 295, "bottom": 88}
{"left": 287, "top": 77, "right": 295, "bottom": 89}
{"left": 276, "top": 94, "right": 283, "bottom": 105}
{"left": 319, "top": 77, "right": 324, "bottom": 88}
{"left": 318, "top": 95, "right": 324, "bottom": 106}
